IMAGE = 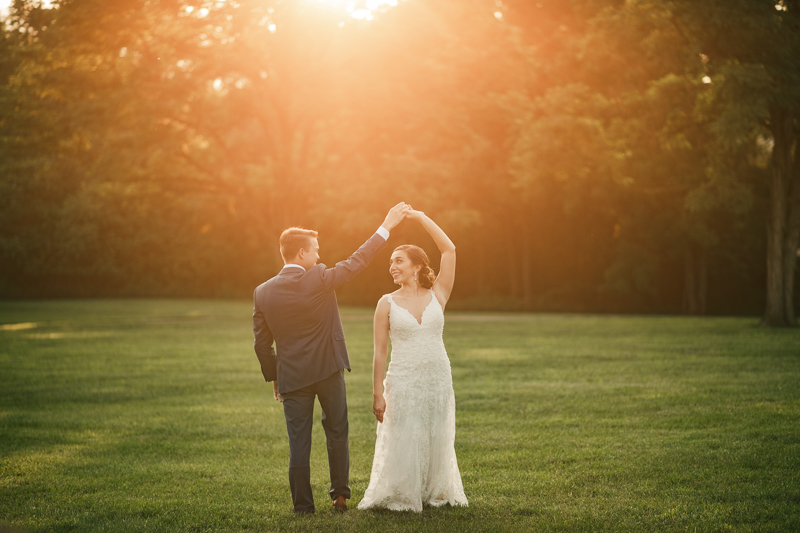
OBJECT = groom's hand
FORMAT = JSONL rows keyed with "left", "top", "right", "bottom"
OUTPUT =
{"left": 381, "top": 202, "right": 411, "bottom": 231}
{"left": 272, "top": 381, "right": 283, "bottom": 403}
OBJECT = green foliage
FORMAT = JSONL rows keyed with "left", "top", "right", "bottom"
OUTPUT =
{"left": 0, "top": 0, "right": 792, "bottom": 314}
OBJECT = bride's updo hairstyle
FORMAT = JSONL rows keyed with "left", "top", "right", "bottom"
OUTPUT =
{"left": 394, "top": 245, "right": 436, "bottom": 289}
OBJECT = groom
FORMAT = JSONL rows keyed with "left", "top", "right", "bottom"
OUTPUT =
{"left": 253, "top": 203, "right": 409, "bottom": 514}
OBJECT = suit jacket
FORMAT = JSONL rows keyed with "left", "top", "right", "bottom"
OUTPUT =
{"left": 253, "top": 232, "right": 387, "bottom": 394}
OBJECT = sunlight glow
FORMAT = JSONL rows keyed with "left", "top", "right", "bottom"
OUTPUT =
{"left": 1, "top": 0, "right": 54, "bottom": 17}
{"left": 312, "top": 0, "right": 400, "bottom": 21}
{"left": 350, "top": 9, "right": 373, "bottom": 20}
{"left": 0, "top": 322, "right": 37, "bottom": 331}
{"left": 702, "top": 76, "right": 712, "bottom": 84}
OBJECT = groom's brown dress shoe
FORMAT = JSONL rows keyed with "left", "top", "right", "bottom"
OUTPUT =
{"left": 332, "top": 495, "right": 347, "bottom": 512}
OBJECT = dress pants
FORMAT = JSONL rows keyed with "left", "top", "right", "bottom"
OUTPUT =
{"left": 281, "top": 369, "right": 350, "bottom": 513}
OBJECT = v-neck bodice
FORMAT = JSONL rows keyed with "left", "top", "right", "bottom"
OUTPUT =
{"left": 385, "top": 290, "right": 447, "bottom": 369}
{"left": 388, "top": 291, "right": 436, "bottom": 326}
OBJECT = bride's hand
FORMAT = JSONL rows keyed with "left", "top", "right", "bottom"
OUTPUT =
{"left": 372, "top": 394, "right": 386, "bottom": 423}
{"left": 406, "top": 208, "right": 425, "bottom": 221}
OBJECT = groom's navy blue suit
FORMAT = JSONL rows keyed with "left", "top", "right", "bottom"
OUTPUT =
{"left": 253, "top": 231, "right": 387, "bottom": 513}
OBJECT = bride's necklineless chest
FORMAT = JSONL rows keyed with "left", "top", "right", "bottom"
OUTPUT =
{"left": 389, "top": 291, "right": 436, "bottom": 326}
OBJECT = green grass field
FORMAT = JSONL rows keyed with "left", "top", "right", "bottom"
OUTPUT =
{"left": 1, "top": 300, "right": 798, "bottom": 532}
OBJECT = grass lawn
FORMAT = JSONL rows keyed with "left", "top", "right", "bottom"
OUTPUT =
{"left": 0, "top": 299, "right": 798, "bottom": 532}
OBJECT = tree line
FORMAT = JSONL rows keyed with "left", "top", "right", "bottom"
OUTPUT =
{"left": 1, "top": 0, "right": 798, "bottom": 324}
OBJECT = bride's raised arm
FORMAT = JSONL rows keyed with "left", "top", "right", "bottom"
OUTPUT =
{"left": 407, "top": 210, "right": 456, "bottom": 306}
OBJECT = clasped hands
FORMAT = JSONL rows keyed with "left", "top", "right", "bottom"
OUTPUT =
{"left": 382, "top": 202, "right": 424, "bottom": 230}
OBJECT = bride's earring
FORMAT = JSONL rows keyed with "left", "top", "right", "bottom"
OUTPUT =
{"left": 414, "top": 271, "right": 418, "bottom": 282}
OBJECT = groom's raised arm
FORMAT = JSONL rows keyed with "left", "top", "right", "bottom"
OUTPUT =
{"left": 253, "top": 293, "right": 277, "bottom": 382}
{"left": 318, "top": 203, "right": 409, "bottom": 292}
{"left": 319, "top": 231, "right": 388, "bottom": 292}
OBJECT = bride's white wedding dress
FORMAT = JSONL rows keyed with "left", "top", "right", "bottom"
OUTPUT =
{"left": 358, "top": 290, "right": 468, "bottom": 512}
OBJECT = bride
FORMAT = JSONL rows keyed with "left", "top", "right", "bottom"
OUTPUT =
{"left": 358, "top": 209, "right": 468, "bottom": 512}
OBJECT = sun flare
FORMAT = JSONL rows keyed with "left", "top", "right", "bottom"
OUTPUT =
{"left": 311, "top": 0, "right": 402, "bottom": 21}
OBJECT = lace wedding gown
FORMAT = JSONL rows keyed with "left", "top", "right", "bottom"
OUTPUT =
{"left": 358, "top": 290, "right": 468, "bottom": 512}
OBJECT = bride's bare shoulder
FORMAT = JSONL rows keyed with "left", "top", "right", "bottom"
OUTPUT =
{"left": 379, "top": 291, "right": 401, "bottom": 301}
{"left": 375, "top": 294, "right": 392, "bottom": 310}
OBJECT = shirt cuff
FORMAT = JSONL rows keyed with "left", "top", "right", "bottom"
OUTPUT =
{"left": 376, "top": 226, "right": 390, "bottom": 240}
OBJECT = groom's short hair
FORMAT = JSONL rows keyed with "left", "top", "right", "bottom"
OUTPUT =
{"left": 280, "top": 227, "right": 318, "bottom": 262}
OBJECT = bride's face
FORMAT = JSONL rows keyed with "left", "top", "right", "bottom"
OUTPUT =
{"left": 389, "top": 251, "right": 419, "bottom": 286}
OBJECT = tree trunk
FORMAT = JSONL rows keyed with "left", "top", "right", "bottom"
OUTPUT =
{"left": 507, "top": 228, "right": 521, "bottom": 299}
{"left": 783, "top": 131, "right": 800, "bottom": 324}
{"left": 763, "top": 109, "right": 798, "bottom": 327}
{"left": 683, "top": 245, "right": 707, "bottom": 315}
{"left": 521, "top": 212, "right": 533, "bottom": 309}
{"left": 683, "top": 248, "right": 697, "bottom": 314}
